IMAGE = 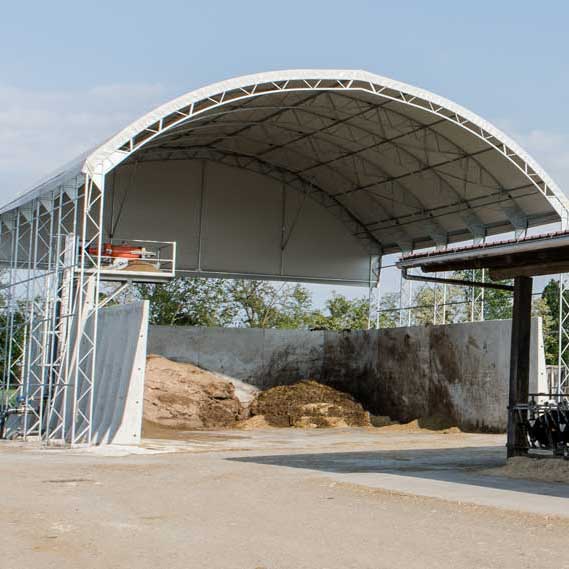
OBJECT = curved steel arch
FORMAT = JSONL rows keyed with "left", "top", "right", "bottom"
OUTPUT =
{"left": 78, "top": 70, "right": 567, "bottom": 219}
{"left": 3, "top": 69, "right": 567, "bottom": 235}
{"left": 122, "top": 98, "right": 550, "bottom": 244}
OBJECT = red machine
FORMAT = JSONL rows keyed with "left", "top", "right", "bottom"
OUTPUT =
{"left": 87, "top": 242, "right": 145, "bottom": 260}
{"left": 85, "top": 241, "right": 160, "bottom": 273}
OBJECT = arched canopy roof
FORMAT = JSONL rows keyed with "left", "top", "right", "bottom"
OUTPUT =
{"left": 2, "top": 69, "right": 567, "bottom": 256}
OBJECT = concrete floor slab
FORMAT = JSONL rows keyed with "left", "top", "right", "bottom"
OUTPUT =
{"left": 2, "top": 429, "right": 569, "bottom": 569}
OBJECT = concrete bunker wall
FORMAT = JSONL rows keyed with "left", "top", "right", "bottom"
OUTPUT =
{"left": 90, "top": 301, "right": 149, "bottom": 444}
{"left": 148, "top": 319, "right": 546, "bottom": 432}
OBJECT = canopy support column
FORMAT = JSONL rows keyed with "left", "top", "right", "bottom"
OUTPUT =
{"left": 507, "top": 276, "right": 532, "bottom": 458}
{"left": 367, "top": 255, "right": 382, "bottom": 329}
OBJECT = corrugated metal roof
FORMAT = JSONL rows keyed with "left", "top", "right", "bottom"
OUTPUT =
{"left": 398, "top": 230, "right": 569, "bottom": 269}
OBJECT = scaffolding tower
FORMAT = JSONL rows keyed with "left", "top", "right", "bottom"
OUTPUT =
{"left": 0, "top": 175, "right": 103, "bottom": 443}
{"left": 0, "top": 175, "right": 175, "bottom": 444}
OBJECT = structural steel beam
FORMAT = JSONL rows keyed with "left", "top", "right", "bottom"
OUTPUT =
{"left": 401, "top": 268, "right": 513, "bottom": 292}
{"left": 507, "top": 276, "right": 532, "bottom": 458}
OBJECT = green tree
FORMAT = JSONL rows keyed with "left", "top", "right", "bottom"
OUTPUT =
{"left": 410, "top": 285, "right": 435, "bottom": 326}
{"left": 541, "top": 279, "right": 561, "bottom": 365}
{"left": 453, "top": 269, "right": 513, "bottom": 321}
{"left": 134, "top": 277, "right": 236, "bottom": 327}
{"left": 412, "top": 283, "right": 464, "bottom": 325}
{"left": 228, "top": 280, "right": 315, "bottom": 329}
{"left": 310, "top": 293, "right": 369, "bottom": 331}
{"left": 483, "top": 288, "right": 513, "bottom": 320}
{"left": 0, "top": 297, "right": 26, "bottom": 389}
{"left": 378, "top": 292, "right": 400, "bottom": 328}
{"left": 133, "top": 277, "right": 316, "bottom": 329}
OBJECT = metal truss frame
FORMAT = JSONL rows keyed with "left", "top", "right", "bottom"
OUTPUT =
{"left": 0, "top": 174, "right": 104, "bottom": 444}
{"left": 145, "top": 96, "right": 527, "bottom": 240}
{"left": 1, "top": 70, "right": 568, "bottom": 445}
{"left": 432, "top": 273, "right": 449, "bottom": 325}
{"left": 77, "top": 72, "right": 567, "bottom": 255}
{"left": 558, "top": 273, "right": 569, "bottom": 393}
{"left": 367, "top": 255, "right": 382, "bottom": 329}
{"left": 550, "top": 216, "right": 569, "bottom": 395}
{"left": 368, "top": 246, "right": 492, "bottom": 330}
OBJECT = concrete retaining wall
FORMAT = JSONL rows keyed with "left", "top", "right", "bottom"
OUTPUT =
{"left": 90, "top": 301, "right": 149, "bottom": 444}
{"left": 148, "top": 319, "right": 546, "bottom": 432}
{"left": 369, "top": 319, "right": 545, "bottom": 432}
{"left": 53, "top": 300, "right": 149, "bottom": 445}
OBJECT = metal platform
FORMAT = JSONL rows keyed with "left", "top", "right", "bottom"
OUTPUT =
{"left": 79, "top": 239, "right": 176, "bottom": 283}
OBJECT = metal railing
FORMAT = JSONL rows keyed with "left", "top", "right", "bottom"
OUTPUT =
{"left": 80, "top": 238, "right": 176, "bottom": 282}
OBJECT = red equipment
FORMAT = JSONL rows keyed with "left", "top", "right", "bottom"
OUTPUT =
{"left": 87, "top": 242, "right": 144, "bottom": 260}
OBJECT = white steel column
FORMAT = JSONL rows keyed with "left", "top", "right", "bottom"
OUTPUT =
{"left": 367, "top": 255, "right": 382, "bottom": 329}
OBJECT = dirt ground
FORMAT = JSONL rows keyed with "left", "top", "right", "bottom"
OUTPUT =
{"left": 2, "top": 429, "right": 569, "bottom": 569}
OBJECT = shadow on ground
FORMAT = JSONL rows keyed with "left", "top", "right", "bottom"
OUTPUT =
{"left": 229, "top": 446, "right": 569, "bottom": 499}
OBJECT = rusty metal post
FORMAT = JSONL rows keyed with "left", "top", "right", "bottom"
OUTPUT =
{"left": 507, "top": 276, "right": 532, "bottom": 458}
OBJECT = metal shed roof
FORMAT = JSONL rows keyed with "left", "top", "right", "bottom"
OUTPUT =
{"left": 398, "top": 229, "right": 569, "bottom": 280}
{"left": 2, "top": 69, "right": 567, "bottom": 253}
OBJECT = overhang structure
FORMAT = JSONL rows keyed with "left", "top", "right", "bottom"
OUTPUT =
{"left": 1, "top": 69, "right": 567, "bottom": 284}
{"left": 0, "top": 69, "right": 567, "bottom": 445}
{"left": 399, "top": 230, "right": 569, "bottom": 279}
{"left": 398, "top": 229, "right": 569, "bottom": 457}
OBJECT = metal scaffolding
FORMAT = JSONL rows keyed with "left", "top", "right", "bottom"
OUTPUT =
{"left": 0, "top": 175, "right": 176, "bottom": 444}
{"left": 369, "top": 250, "right": 490, "bottom": 329}
{"left": 0, "top": 174, "right": 104, "bottom": 443}
{"left": 557, "top": 273, "right": 569, "bottom": 394}
{"left": 1, "top": 69, "right": 567, "bottom": 445}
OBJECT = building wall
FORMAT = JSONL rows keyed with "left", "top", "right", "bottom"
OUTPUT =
{"left": 148, "top": 319, "right": 546, "bottom": 432}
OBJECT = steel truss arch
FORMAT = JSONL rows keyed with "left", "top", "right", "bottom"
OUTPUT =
{"left": 81, "top": 71, "right": 568, "bottom": 217}
{"left": 155, "top": 105, "right": 485, "bottom": 239}
{"left": 1, "top": 69, "right": 568, "bottom": 446}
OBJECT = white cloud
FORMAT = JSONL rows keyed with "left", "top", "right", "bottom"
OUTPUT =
{"left": 516, "top": 130, "right": 569, "bottom": 193}
{"left": 0, "top": 83, "right": 170, "bottom": 199}
{"left": 493, "top": 119, "right": 569, "bottom": 195}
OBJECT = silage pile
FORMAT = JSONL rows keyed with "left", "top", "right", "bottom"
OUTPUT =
{"left": 143, "top": 355, "right": 371, "bottom": 432}
{"left": 144, "top": 354, "right": 253, "bottom": 430}
{"left": 242, "top": 380, "right": 371, "bottom": 429}
{"left": 483, "top": 456, "right": 569, "bottom": 485}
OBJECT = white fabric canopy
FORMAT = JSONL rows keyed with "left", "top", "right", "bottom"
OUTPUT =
{"left": 2, "top": 69, "right": 567, "bottom": 257}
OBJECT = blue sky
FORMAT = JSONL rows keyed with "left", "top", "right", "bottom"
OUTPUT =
{"left": 1, "top": 0, "right": 568, "bottom": 196}
{"left": 1, "top": 0, "right": 568, "bottom": 301}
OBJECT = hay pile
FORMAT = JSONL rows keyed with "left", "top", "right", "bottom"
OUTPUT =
{"left": 375, "top": 415, "right": 460, "bottom": 433}
{"left": 143, "top": 355, "right": 371, "bottom": 432}
{"left": 483, "top": 456, "right": 569, "bottom": 485}
{"left": 243, "top": 380, "right": 371, "bottom": 428}
{"left": 144, "top": 355, "right": 246, "bottom": 430}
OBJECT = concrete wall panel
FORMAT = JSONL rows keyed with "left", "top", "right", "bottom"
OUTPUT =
{"left": 196, "top": 327, "right": 265, "bottom": 382}
{"left": 148, "top": 318, "right": 546, "bottom": 432}
{"left": 91, "top": 301, "right": 149, "bottom": 445}
{"left": 260, "top": 329, "right": 324, "bottom": 389}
